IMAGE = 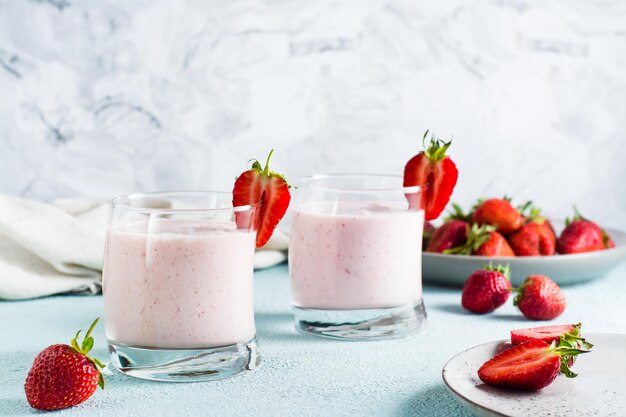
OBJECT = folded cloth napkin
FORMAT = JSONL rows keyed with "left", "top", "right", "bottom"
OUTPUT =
{"left": 0, "top": 194, "right": 289, "bottom": 300}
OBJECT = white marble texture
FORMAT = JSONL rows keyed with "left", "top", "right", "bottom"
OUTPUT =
{"left": 0, "top": 0, "right": 625, "bottom": 228}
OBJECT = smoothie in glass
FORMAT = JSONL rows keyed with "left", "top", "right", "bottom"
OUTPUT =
{"left": 103, "top": 219, "right": 256, "bottom": 349}
{"left": 290, "top": 201, "right": 423, "bottom": 310}
{"left": 288, "top": 174, "right": 426, "bottom": 340}
{"left": 102, "top": 191, "right": 260, "bottom": 382}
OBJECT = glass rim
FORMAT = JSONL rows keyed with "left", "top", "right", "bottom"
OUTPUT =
{"left": 111, "top": 191, "right": 261, "bottom": 214}
{"left": 297, "top": 174, "right": 421, "bottom": 193}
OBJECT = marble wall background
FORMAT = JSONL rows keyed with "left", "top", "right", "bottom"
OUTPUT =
{"left": 0, "top": 0, "right": 625, "bottom": 227}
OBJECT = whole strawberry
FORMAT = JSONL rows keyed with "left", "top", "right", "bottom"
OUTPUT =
{"left": 445, "top": 224, "right": 515, "bottom": 257}
{"left": 25, "top": 318, "right": 105, "bottom": 411}
{"left": 558, "top": 208, "right": 613, "bottom": 254}
{"left": 514, "top": 275, "right": 566, "bottom": 320}
{"left": 508, "top": 221, "right": 556, "bottom": 256}
{"left": 475, "top": 231, "right": 515, "bottom": 257}
{"left": 472, "top": 197, "right": 524, "bottom": 234}
{"left": 462, "top": 264, "right": 512, "bottom": 314}
{"left": 426, "top": 220, "right": 469, "bottom": 253}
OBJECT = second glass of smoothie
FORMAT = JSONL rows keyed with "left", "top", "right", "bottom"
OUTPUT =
{"left": 289, "top": 174, "right": 426, "bottom": 340}
{"left": 103, "top": 191, "right": 260, "bottom": 381}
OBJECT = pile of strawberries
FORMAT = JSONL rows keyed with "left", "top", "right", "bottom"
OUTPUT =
{"left": 478, "top": 323, "right": 593, "bottom": 391}
{"left": 424, "top": 198, "right": 615, "bottom": 257}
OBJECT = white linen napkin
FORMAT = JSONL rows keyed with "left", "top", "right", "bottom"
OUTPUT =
{"left": 0, "top": 194, "right": 289, "bottom": 300}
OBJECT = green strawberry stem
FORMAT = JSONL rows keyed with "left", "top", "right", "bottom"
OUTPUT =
{"left": 558, "top": 323, "right": 594, "bottom": 350}
{"left": 483, "top": 263, "right": 510, "bottom": 279}
{"left": 262, "top": 149, "right": 275, "bottom": 176}
{"left": 444, "top": 223, "right": 495, "bottom": 255}
{"left": 422, "top": 130, "right": 452, "bottom": 162}
{"left": 70, "top": 318, "right": 105, "bottom": 389}
{"left": 251, "top": 149, "right": 291, "bottom": 187}
{"left": 549, "top": 342, "right": 591, "bottom": 378}
{"left": 445, "top": 202, "right": 471, "bottom": 222}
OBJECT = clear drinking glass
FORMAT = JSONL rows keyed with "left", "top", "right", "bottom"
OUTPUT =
{"left": 288, "top": 174, "right": 426, "bottom": 340}
{"left": 102, "top": 191, "right": 260, "bottom": 381}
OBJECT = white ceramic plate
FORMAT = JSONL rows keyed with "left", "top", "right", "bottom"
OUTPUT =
{"left": 423, "top": 227, "right": 626, "bottom": 287}
{"left": 442, "top": 333, "right": 626, "bottom": 417}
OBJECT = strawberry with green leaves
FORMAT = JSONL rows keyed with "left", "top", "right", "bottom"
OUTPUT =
{"left": 514, "top": 275, "right": 566, "bottom": 320}
{"left": 508, "top": 203, "right": 556, "bottom": 256}
{"left": 403, "top": 131, "right": 458, "bottom": 220}
{"left": 445, "top": 224, "right": 515, "bottom": 257}
{"left": 426, "top": 220, "right": 469, "bottom": 253}
{"left": 472, "top": 197, "right": 524, "bottom": 234}
{"left": 461, "top": 264, "right": 512, "bottom": 314}
{"left": 478, "top": 337, "right": 591, "bottom": 390}
{"left": 557, "top": 207, "right": 614, "bottom": 254}
{"left": 24, "top": 318, "right": 105, "bottom": 411}
{"left": 233, "top": 150, "right": 291, "bottom": 248}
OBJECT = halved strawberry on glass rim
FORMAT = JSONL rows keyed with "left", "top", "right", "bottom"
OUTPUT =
{"left": 403, "top": 131, "right": 459, "bottom": 220}
{"left": 232, "top": 150, "right": 291, "bottom": 248}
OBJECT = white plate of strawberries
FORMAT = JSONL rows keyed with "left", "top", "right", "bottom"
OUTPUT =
{"left": 422, "top": 199, "right": 626, "bottom": 286}
{"left": 442, "top": 324, "right": 626, "bottom": 417}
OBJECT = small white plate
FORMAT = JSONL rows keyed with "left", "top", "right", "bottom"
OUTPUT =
{"left": 423, "top": 227, "right": 626, "bottom": 287}
{"left": 442, "top": 333, "right": 626, "bottom": 417}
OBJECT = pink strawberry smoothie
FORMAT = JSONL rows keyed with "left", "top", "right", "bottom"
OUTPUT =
{"left": 289, "top": 201, "right": 424, "bottom": 310}
{"left": 103, "top": 219, "right": 256, "bottom": 349}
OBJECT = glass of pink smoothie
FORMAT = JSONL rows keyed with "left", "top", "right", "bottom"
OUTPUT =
{"left": 103, "top": 191, "right": 260, "bottom": 381}
{"left": 289, "top": 175, "right": 426, "bottom": 340}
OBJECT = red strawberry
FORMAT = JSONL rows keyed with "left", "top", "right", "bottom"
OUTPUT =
{"left": 426, "top": 220, "right": 469, "bottom": 253}
{"left": 403, "top": 131, "right": 459, "bottom": 221}
{"left": 514, "top": 275, "right": 566, "bottom": 320}
{"left": 511, "top": 324, "right": 577, "bottom": 345}
{"left": 475, "top": 232, "right": 516, "bottom": 257}
{"left": 461, "top": 264, "right": 512, "bottom": 314}
{"left": 557, "top": 208, "right": 613, "bottom": 254}
{"left": 478, "top": 339, "right": 589, "bottom": 390}
{"left": 233, "top": 150, "right": 291, "bottom": 248}
{"left": 25, "top": 318, "right": 105, "bottom": 411}
{"left": 472, "top": 198, "right": 524, "bottom": 234}
{"left": 446, "top": 224, "right": 515, "bottom": 257}
{"left": 511, "top": 323, "right": 592, "bottom": 348}
{"left": 508, "top": 221, "right": 556, "bottom": 256}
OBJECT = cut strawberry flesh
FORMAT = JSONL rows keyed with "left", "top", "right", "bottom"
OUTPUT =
{"left": 232, "top": 151, "right": 291, "bottom": 248}
{"left": 478, "top": 340, "right": 561, "bottom": 391}
{"left": 403, "top": 133, "right": 458, "bottom": 221}
{"left": 511, "top": 324, "right": 577, "bottom": 346}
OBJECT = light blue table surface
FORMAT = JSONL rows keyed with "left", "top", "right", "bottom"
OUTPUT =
{"left": 2, "top": 263, "right": 626, "bottom": 417}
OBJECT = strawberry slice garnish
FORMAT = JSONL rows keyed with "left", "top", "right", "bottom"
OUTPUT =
{"left": 403, "top": 131, "right": 459, "bottom": 220}
{"left": 478, "top": 338, "right": 591, "bottom": 391}
{"left": 233, "top": 150, "right": 291, "bottom": 248}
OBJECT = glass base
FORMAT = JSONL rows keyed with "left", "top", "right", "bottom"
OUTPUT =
{"left": 108, "top": 337, "right": 260, "bottom": 382}
{"left": 293, "top": 300, "right": 427, "bottom": 341}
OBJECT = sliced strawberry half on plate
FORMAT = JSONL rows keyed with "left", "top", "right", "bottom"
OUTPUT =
{"left": 403, "top": 131, "right": 459, "bottom": 220}
{"left": 478, "top": 339, "right": 590, "bottom": 390}
{"left": 232, "top": 150, "right": 291, "bottom": 248}
{"left": 511, "top": 323, "right": 592, "bottom": 347}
